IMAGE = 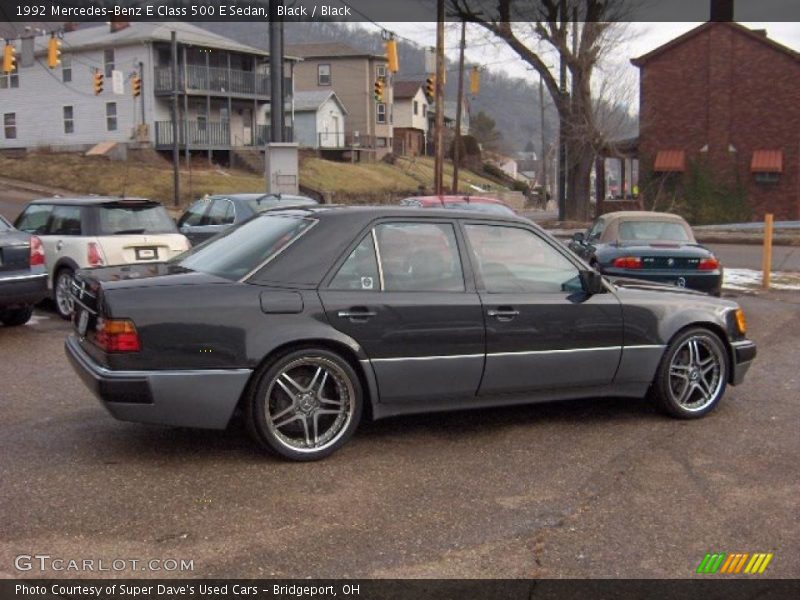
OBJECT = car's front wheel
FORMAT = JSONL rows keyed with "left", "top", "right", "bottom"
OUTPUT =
{"left": 0, "top": 306, "right": 34, "bottom": 327}
{"left": 246, "top": 348, "right": 363, "bottom": 461}
{"left": 650, "top": 327, "right": 728, "bottom": 418}
{"left": 54, "top": 268, "right": 75, "bottom": 320}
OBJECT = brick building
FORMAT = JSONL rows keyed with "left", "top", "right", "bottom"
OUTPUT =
{"left": 632, "top": 20, "right": 800, "bottom": 220}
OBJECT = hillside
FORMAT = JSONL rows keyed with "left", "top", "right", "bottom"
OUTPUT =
{"left": 0, "top": 153, "right": 504, "bottom": 206}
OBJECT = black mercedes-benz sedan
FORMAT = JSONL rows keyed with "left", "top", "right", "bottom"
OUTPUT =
{"left": 65, "top": 206, "right": 756, "bottom": 461}
{"left": 568, "top": 211, "right": 723, "bottom": 295}
{"left": 0, "top": 215, "right": 47, "bottom": 327}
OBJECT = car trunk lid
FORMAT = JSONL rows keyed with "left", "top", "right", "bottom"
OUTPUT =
{"left": 0, "top": 231, "right": 32, "bottom": 272}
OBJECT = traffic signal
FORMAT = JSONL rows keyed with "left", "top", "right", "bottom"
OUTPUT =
{"left": 132, "top": 74, "right": 142, "bottom": 97}
{"left": 47, "top": 36, "right": 61, "bottom": 69}
{"left": 2, "top": 42, "right": 16, "bottom": 74}
{"left": 385, "top": 38, "right": 399, "bottom": 73}
{"left": 93, "top": 71, "right": 104, "bottom": 95}
{"left": 470, "top": 66, "right": 480, "bottom": 96}
{"left": 374, "top": 77, "right": 384, "bottom": 102}
{"left": 425, "top": 75, "right": 434, "bottom": 101}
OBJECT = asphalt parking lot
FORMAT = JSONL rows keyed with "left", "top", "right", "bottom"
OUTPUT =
{"left": 1, "top": 290, "right": 798, "bottom": 579}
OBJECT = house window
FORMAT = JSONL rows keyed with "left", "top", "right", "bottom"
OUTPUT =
{"left": 317, "top": 64, "right": 331, "bottom": 86}
{"left": 376, "top": 64, "right": 386, "bottom": 79}
{"left": 61, "top": 54, "right": 72, "bottom": 83}
{"left": 413, "top": 100, "right": 418, "bottom": 116}
{"left": 422, "top": 104, "right": 427, "bottom": 117}
{"left": 754, "top": 172, "right": 780, "bottom": 184}
{"left": 106, "top": 102, "right": 117, "bottom": 131}
{"left": 219, "top": 107, "right": 229, "bottom": 122}
{"left": 63, "top": 106, "right": 74, "bottom": 134}
{"left": 3, "top": 113, "right": 16, "bottom": 139}
{"left": 376, "top": 102, "right": 386, "bottom": 124}
{"left": 376, "top": 137, "right": 387, "bottom": 148}
{"left": 0, "top": 71, "right": 19, "bottom": 89}
{"left": 104, "top": 49, "right": 115, "bottom": 77}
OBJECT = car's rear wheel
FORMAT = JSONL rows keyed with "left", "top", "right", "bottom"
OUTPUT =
{"left": 246, "top": 348, "right": 362, "bottom": 461}
{"left": 650, "top": 327, "right": 728, "bottom": 418}
{"left": 54, "top": 268, "right": 75, "bottom": 320}
{"left": 0, "top": 306, "right": 34, "bottom": 327}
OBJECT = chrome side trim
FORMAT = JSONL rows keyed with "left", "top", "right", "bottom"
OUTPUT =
{"left": 490, "top": 346, "right": 622, "bottom": 358}
{"left": 371, "top": 228, "right": 385, "bottom": 291}
{"left": 0, "top": 272, "right": 47, "bottom": 283}
{"left": 370, "top": 353, "right": 483, "bottom": 363}
{"left": 623, "top": 344, "right": 666, "bottom": 351}
{"left": 730, "top": 340, "right": 755, "bottom": 349}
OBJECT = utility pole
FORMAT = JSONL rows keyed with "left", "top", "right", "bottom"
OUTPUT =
{"left": 269, "top": 14, "right": 284, "bottom": 142}
{"left": 452, "top": 20, "right": 466, "bottom": 194}
{"left": 434, "top": 0, "right": 445, "bottom": 195}
{"left": 170, "top": 30, "right": 180, "bottom": 207}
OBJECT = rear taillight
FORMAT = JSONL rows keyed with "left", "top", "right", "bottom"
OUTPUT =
{"left": 94, "top": 318, "right": 141, "bottom": 352}
{"left": 612, "top": 256, "right": 643, "bottom": 269}
{"left": 87, "top": 242, "right": 105, "bottom": 267}
{"left": 697, "top": 257, "right": 720, "bottom": 271}
{"left": 29, "top": 236, "right": 45, "bottom": 266}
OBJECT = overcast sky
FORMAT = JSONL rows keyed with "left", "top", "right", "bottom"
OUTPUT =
{"left": 386, "top": 21, "right": 800, "bottom": 108}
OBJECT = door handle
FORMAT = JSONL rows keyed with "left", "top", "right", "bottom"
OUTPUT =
{"left": 56, "top": 240, "right": 63, "bottom": 252}
{"left": 487, "top": 307, "right": 520, "bottom": 320}
{"left": 338, "top": 307, "right": 377, "bottom": 320}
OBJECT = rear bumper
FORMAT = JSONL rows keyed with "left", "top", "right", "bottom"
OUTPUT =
{"left": 65, "top": 335, "right": 252, "bottom": 430}
{"left": 730, "top": 340, "right": 757, "bottom": 386}
{"left": 601, "top": 268, "right": 722, "bottom": 294}
{"left": 0, "top": 272, "right": 48, "bottom": 307}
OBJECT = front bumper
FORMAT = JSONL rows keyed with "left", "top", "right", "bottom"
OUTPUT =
{"left": 0, "top": 272, "right": 48, "bottom": 307}
{"left": 601, "top": 268, "right": 722, "bottom": 294}
{"left": 65, "top": 335, "right": 252, "bottom": 430}
{"left": 730, "top": 340, "right": 757, "bottom": 386}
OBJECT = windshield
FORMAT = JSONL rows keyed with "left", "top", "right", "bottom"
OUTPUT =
{"left": 97, "top": 204, "right": 177, "bottom": 235}
{"left": 617, "top": 220, "right": 691, "bottom": 242}
{"left": 173, "top": 215, "right": 315, "bottom": 281}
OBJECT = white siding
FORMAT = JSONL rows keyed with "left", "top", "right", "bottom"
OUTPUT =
{"left": 394, "top": 89, "right": 428, "bottom": 132}
{"left": 0, "top": 41, "right": 156, "bottom": 149}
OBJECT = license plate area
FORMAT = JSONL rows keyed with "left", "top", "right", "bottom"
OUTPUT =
{"left": 75, "top": 308, "right": 89, "bottom": 336}
{"left": 135, "top": 247, "right": 158, "bottom": 260}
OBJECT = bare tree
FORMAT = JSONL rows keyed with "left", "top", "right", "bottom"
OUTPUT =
{"left": 449, "top": 0, "right": 630, "bottom": 220}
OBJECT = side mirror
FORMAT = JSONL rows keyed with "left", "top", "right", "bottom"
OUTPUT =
{"left": 579, "top": 269, "right": 605, "bottom": 295}
{"left": 572, "top": 232, "right": 585, "bottom": 243}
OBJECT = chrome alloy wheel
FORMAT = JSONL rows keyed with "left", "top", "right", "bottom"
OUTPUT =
{"left": 667, "top": 336, "right": 726, "bottom": 412}
{"left": 264, "top": 357, "right": 355, "bottom": 454}
{"left": 55, "top": 270, "right": 75, "bottom": 318}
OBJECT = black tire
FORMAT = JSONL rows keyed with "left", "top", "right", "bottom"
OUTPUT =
{"left": 649, "top": 327, "right": 728, "bottom": 419}
{"left": 245, "top": 348, "right": 363, "bottom": 461}
{"left": 53, "top": 267, "right": 75, "bottom": 320}
{"left": 0, "top": 306, "right": 34, "bottom": 327}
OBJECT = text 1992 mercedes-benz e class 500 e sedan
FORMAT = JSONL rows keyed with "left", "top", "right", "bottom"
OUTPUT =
{"left": 65, "top": 206, "right": 756, "bottom": 461}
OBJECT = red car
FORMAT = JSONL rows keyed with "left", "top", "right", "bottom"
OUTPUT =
{"left": 400, "top": 195, "right": 516, "bottom": 216}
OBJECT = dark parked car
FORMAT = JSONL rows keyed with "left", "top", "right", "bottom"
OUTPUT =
{"left": 65, "top": 206, "right": 756, "bottom": 461}
{"left": 401, "top": 195, "right": 516, "bottom": 216}
{"left": 0, "top": 215, "right": 47, "bottom": 327}
{"left": 569, "top": 211, "right": 723, "bottom": 295}
{"left": 177, "top": 193, "right": 319, "bottom": 245}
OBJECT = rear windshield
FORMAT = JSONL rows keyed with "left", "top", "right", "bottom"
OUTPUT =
{"left": 246, "top": 196, "right": 317, "bottom": 213}
{"left": 97, "top": 203, "right": 177, "bottom": 235}
{"left": 617, "top": 220, "right": 691, "bottom": 242}
{"left": 173, "top": 215, "right": 315, "bottom": 281}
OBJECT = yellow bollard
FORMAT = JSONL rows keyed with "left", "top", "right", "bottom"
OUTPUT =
{"left": 761, "top": 213, "right": 774, "bottom": 289}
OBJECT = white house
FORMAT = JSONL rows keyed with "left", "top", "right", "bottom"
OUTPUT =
{"left": 392, "top": 81, "right": 428, "bottom": 156}
{"left": 0, "top": 21, "right": 297, "bottom": 161}
{"left": 276, "top": 91, "right": 347, "bottom": 149}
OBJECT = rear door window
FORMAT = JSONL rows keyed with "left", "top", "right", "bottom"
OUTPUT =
{"left": 15, "top": 204, "right": 54, "bottom": 234}
{"left": 374, "top": 222, "right": 465, "bottom": 292}
{"left": 48, "top": 205, "right": 83, "bottom": 235}
{"left": 206, "top": 199, "right": 235, "bottom": 226}
{"left": 329, "top": 234, "right": 380, "bottom": 291}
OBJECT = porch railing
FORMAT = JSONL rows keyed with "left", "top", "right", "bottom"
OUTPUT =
{"left": 154, "top": 121, "right": 293, "bottom": 148}
{"left": 154, "top": 65, "right": 292, "bottom": 97}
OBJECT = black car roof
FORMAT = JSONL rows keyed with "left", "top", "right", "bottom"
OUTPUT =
{"left": 262, "top": 204, "right": 530, "bottom": 224}
{"left": 29, "top": 196, "right": 159, "bottom": 206}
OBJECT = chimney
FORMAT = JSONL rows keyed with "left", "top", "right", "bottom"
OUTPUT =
{"left": 751, "top": 29, "right": 768, "bottom": 37}
{"left": 63, "top": 22, "right": 78, "bottom": 33}
{"left": 110, "top": 19, "right": 130, "bottom": 33}
{"left": 710, "top": 0, "right": 734, "bottom": 22}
